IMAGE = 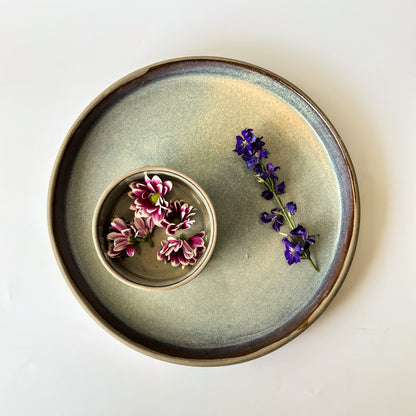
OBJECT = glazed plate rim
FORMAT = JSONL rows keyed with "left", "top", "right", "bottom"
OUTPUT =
{"left": 48, "top": 56, "right": 360, "bottom": 366}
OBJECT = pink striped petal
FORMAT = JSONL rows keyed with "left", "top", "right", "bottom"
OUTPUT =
{"left": 169, "top": 254, "right": 180, "bottom": 267}
{"left": 111, "top": 218, "right": 128, "bottom": 232}
{"left": 125, "top": 245, "right": 135, "bottom": 257}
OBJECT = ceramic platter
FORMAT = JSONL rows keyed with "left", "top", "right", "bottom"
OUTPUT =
{"left": 48, "top": 57, "right": 359, "bottom": 366}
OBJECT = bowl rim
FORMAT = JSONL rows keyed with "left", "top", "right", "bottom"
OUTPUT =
{"left": 92, "top": 166, "right": 218, "bottom": 290}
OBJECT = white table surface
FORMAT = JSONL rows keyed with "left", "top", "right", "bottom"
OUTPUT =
{"left": 1, "top": 1, "right": 415, "bottom": 415}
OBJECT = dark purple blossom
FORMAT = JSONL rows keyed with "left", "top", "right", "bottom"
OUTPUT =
{"left": 261, "top": 189, "right": 273, "bottom": 200}
{"left": 234, "top": 128, "right": 270, "bottom": 169}
{"left": 234, "top": 128, "right": 257, "bottom": 156}
{"left": 275, "top": 181, "right": 285, "bottom": 195}
{"left": 266, "top": 163, "right": 279, "bottom": 181}
{"left": 290, "top": 225, "right": 318, "bottom": 245}
{"left": 261, "top": 208, "right": 284, "bottom": 232}
{"left": 253, "top": 164, "right": 267, "bottom": 179}
{"left": 252, "top": 136, "right": 266, "bottom": 152}
{"left": 286, "top": 202, "right": 297, "bottom": 215}
{"left": 234, "top": 128, "right": 319, "bottom": 270}
{"left": 243, "top": 148, "right": 270, "bottom": 169}
{"left": 282, "top": 237, "right": 304, "bottom": 265}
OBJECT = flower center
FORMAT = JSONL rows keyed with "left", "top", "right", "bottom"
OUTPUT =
{"left": 150, "top": 192, "right": 160, "bottom": 205}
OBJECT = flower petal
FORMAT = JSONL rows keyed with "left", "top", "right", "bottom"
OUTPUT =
{"left": 111, "top": 218, "right": 128, "bottom": 233}
{"left": 260, "top": 212, "right": 273, "bottom": 223}
{"left": 261, "top": 190, "right": 273, "bottom": 200}
{"left": 125, "top": 245, "right": 135, "bottom": 257}
{"left": 286, "top": 202, "right": 297, "bottom": 215}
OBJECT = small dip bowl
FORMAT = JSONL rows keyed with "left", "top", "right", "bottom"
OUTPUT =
{"left": 93, "top": 167, "right": 217, "bottom": 290}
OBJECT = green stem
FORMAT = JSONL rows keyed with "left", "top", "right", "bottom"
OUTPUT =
{"left": 257, "top": 161, "right": 319, "bottom": 272}
{"left": 146, "top": 237, "right": 154, "bottom": 248}
{"left": 263, "top": 175, "right": 295, "bottom": 229}
{"left": 304, "top": 252, "right": 319, "bottom": 272}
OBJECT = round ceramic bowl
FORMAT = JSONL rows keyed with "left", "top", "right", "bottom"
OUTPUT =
{"left": 93, "top": 167, "right": 217, "bottom": 290}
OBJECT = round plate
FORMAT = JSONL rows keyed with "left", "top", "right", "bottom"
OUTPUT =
{"left": 48, "top": 57, "right": 359, "bottom": 366}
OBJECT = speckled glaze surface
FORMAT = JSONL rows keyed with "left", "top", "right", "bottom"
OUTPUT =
{"left": 48, "top": 57, "right": 359, "bottom": 366}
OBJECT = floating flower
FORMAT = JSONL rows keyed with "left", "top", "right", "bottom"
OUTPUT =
{"left": 132, "top": 216, "right": 156, "bottom": 247}
{"left": 129, "top": 174, "right": 172, "bottom": 225}
{"left": 187, "top": 232, "right": 206, "bottom": 262}
{"left": 104, "top": 172, "right": 208, "bottom": 270}
{"left": 107, "top": 218, "right": 138, "bottom": 258}
{"left": 160, "top": 200, "right": 196, "bottom": 236}
{"left": 107, "top": 216, "right": 155, "bottom": 258}
{"left": 157, "top": 232, "right": 205, "bottom": 268}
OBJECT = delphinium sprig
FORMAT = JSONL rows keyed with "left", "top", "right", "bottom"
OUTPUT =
{"left": 234, "top": 128, "right": 319, "bottom": 271}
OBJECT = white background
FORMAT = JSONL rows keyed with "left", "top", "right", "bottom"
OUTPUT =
{"left": 1, "top": 1, "right": 415, "bottom": 415}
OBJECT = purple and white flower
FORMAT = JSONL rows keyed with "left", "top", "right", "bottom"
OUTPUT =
{"left": 107, "top": 218, "right": 137, "bottom": 258}
{"left": 129, "top": 174, "right": 173, "bottom": 225}
{"left": 132, "top": 216, "right": 155, "bottom": 237}
{"left": 107, "top": 216, "right": 155, "bottom": 258}
{"left": 159, "top": 200, "right": 195, "bottom": 236}
{"left": 132, "top": 216, "right": 156, "bottom": 247}
{"left": 157, "top": 232, "right": 205, "bottom": 268}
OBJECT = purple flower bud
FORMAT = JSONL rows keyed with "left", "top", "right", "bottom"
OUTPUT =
{"left": 286, "top": 202, "right": 297, "bottom": 215}
{"left": 261, "top": 190, "right": 273, "bottom": 200}
{"left": 275, "top": 181, "right": 285, "bottom": 195}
